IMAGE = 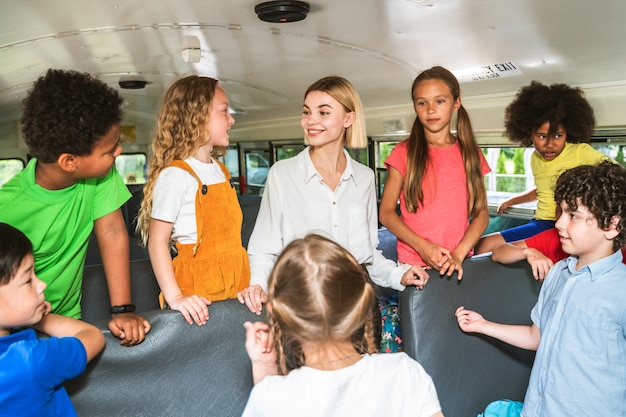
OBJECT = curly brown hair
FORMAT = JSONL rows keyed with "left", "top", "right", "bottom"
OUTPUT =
{"left": 21, "top": 69, "right": 123, "bottom": 163}
{"left": 554, "top": 161, "right": 626, "bottom": 251}
{"left": 504, "top": 81, "right": 596, "bottom": 146}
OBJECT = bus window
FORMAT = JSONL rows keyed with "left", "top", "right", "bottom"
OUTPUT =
{"left": 275, "top": 144, "right": 305, "bottom": 161}
{"left": 0, "top": 158, "right": 25, "bottom": 186}
{"left": 245, "top": 150, "right": 270, "bottom": 195}
{"left": 115, "top": 153, "right": 147, "bottom": 185}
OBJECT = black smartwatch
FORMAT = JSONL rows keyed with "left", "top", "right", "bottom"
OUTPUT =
{"left": 110, "top": 304, "right": 136, "bottom": 314}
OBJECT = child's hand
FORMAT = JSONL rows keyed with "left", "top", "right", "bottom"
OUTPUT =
{"left": 401, "top": 265, "right": 430, "bottom": 290}
{"left": 108, "top": 313, "right": 152, "bottom": 346}
{"left": 497, "top": 200, "right": 513, "bottom": 214}
{"left": 243, "top": 321, "right": 278, "bottom": 384}
{"left": 455, "top": 306, "right": 485, "bottom": 333}
{"left": 42, "top": 301, "right": 52, "bottom": 316}
{"left": 237, "top": 285, "right": 267, "bottom": 315}
{"left": 167, "top": 294, "right": 212, "bottom": 326}
{"left": 417, "top": 241, "right": 452, "bottom": 272}
{"left": 439, "top": 252, "right": 465, "bottom": 280}
{"left": 524, "top": 248, "right": 554, "bottom": 281}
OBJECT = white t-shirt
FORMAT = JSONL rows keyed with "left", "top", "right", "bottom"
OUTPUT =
{"left": 151, "top": 157, "right": 226, "bottom": 244}
{"left": 241, "top": 352, "right": 442, "bottom": 417}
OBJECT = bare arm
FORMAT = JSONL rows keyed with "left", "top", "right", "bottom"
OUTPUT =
{"left": 94, "top": 209, "right": 151, "bottom": 345}
{"left": 497, "top": 187, "right": 537, "bottom": 213}
{"left": 492, "top": 239, "right": 553, "bottom": 281}
{"left": 379, "top": 167, "right": 451, "bottom": 270}
{"left": 147, "top": 218, "right": 211, "bottom": 325}
{"left": 34, "top": 312, "right": 105, "bottom": 362}
{"left": 455, "top": 306, "right": 540, "bottom": 351}
{"left": 243, "top": 321, "right": 278, "bottom": 384}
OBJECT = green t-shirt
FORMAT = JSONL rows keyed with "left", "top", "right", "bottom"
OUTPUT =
{"left": 0, "top": 159, "right": 131, "bottom": 318}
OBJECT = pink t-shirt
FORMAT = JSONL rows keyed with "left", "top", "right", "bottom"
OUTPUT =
{"left": 385, "top": 140, "right": 491, "bottom": 266}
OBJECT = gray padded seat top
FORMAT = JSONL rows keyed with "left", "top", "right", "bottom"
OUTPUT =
{"left": 66, "top": 300, "right": 264, "bottom": 417}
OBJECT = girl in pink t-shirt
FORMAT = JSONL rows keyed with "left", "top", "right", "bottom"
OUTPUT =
{"left": 379, "top": 66, "right": 490, "bottom": 280}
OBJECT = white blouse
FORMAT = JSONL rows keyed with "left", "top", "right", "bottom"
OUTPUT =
{"left": 247, "top": 147, "right": 408, "bottom": 291}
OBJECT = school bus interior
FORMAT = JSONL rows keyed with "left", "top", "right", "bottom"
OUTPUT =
{"left": 2, "top": 1, "right": 626, "bottom": 416}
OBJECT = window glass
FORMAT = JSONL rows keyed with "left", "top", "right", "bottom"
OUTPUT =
{"left": 245, "top": 150, "right": 270, "bottom": 195}
{"left": 0, "top": 158, "right": 25, "bottom": 186}
{"left": 276, "top": 144, "right": 304, "bottom": 161}
{"left": 115, "top": 153, "right": 147, "bottom": 184}
{"left": 346, "top": 147, "right": 368, "bottom": 165}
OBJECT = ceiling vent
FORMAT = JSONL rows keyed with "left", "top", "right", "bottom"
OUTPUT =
{"left": 118, "top": 80, "right": 148, "bottom": 89}
{"left": 255, "top": 1, "right": 310, "bottom": 23}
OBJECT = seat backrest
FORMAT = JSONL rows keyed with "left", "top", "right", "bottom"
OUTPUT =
{"left": 400, "top": 257, "right": 541, "bottom": 417}
{"left": 81, "top": 259, "right": 160, "bottom": 323}
{"left": 66, "top": 300, "right": 263, "bottom": 417}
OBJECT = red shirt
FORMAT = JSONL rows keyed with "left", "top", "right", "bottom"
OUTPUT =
{"left": 525, "top": 228, "right": 626, "bottom": 264}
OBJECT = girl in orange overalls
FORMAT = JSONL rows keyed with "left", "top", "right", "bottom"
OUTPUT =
{"left": 137, "top": 76, "right": 249, "bottom": 326}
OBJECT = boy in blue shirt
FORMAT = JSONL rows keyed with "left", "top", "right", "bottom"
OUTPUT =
{"left": 456, "top": 160, "right": 626, "bottom": 417}
{"left": 0, "top": 223, "right": 105, "bottom": 416}
{"left": 0, "top": 69, "right": 150, "bottom": 345}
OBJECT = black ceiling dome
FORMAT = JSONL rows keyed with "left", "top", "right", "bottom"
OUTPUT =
{"left": 255, "top": 1, "right": 310, "bottom": 23}
{"left": 118, "top": 80, "right": 148, "bottom": 89}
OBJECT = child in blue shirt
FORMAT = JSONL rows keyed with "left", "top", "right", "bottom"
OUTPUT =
{"left": 456, "top": 160, "right": 626, "bottom": 417}
{"left": 0, "top": 223, "right": 105, "bottom": 417}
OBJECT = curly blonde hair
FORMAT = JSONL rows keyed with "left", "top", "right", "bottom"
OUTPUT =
{"left": 267, "top": 234, "right": 378, "bottom": 374}
{"left": 137, "top": 75, "right": 226, "bottom": 244}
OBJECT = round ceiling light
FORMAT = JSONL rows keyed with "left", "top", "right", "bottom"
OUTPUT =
{"left": 255, "top": 1, "right": 310, "bottom": 23}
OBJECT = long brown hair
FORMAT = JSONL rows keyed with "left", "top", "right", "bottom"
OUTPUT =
{"left": 404, "top": 66, "right": 487, "bottom": 217}
{"left": 137, "top": 76, "right": 226, "bottom": 245}
{"left": 267, "top": 234, "right": 378, "bottom": 374}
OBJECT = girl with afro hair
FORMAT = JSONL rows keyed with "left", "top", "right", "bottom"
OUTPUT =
{"left": 476, "top": 81, "right": 610, "bottom": 254}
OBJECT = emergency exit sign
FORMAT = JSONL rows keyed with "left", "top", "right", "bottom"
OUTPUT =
{"left": 454, "top": 62, "right": 523, "bottom": 82}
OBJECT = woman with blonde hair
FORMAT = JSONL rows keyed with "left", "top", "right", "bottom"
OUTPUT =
{"left": 242, "top": 234, "right": 443, "bottom": 417}
{"left": 238, "top": 76, "right": 427, "bottom": 318}
{"left": 137, "top": 75, "right": 249, "bottom": 326}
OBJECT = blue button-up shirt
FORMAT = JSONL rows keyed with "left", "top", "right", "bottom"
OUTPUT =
{"left": 522, "top": 250, "right": 626, "bottom": 417}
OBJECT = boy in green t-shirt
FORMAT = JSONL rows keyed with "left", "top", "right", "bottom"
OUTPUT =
{"left": 0, "top": 69, "right": 150, "bottom": 346}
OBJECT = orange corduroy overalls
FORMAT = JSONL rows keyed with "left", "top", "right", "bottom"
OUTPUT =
{"left": 168, "top": 159, "right": 250, "bottom": 301}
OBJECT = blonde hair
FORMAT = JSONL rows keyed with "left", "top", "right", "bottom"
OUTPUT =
{"left": 303, "top": 76, "right": 367, "bottom": 148}
{"left": 267, "top": 234, "right": 378, "bottom": 374}
{"left": 137, "top": 75, "right": 226, "bottom": 244}
{"left": 404, "top": 66, "right": 487, "bottom": 217}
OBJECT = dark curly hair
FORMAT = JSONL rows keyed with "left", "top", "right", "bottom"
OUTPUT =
{"left": 21, "top": 69, "right": 123, "bottom": 163}
{"left": 554, "top": 161, "right": 626, "bottom": 251}
{"left": 504, "top": 81, "right": 596, "bottom": 146}
{"left": 0, "top": 223, "right": 33, "bottom": 286}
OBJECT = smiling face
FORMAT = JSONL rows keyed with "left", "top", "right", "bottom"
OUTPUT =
{"left": 555, "top": 199, "right": 618, "bottom": 267}
{"left": 412, "top": 78, "right": 460, "bottom": 140}
{"left": 0, "top": 254, "right": 47, "bottom": 335}
{"left": 300, "top": 91, "right": 355, "bottom": 149}
{"left": 531, "top": 121, "right": 567, "bottom": 161}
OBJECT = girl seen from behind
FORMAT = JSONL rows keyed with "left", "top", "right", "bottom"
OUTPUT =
{"left": 242, "top": 234, "right": 443, "bottom": 417}
{"left": 137, "top": 76, "right": 249, "bottom": 326}
{"left": 379, "top": 66, "right": 490, "bottom": 280}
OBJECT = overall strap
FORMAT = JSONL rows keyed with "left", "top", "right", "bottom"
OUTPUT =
{"left": 168, "top": 160, "right": 202, "bottom": 186}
